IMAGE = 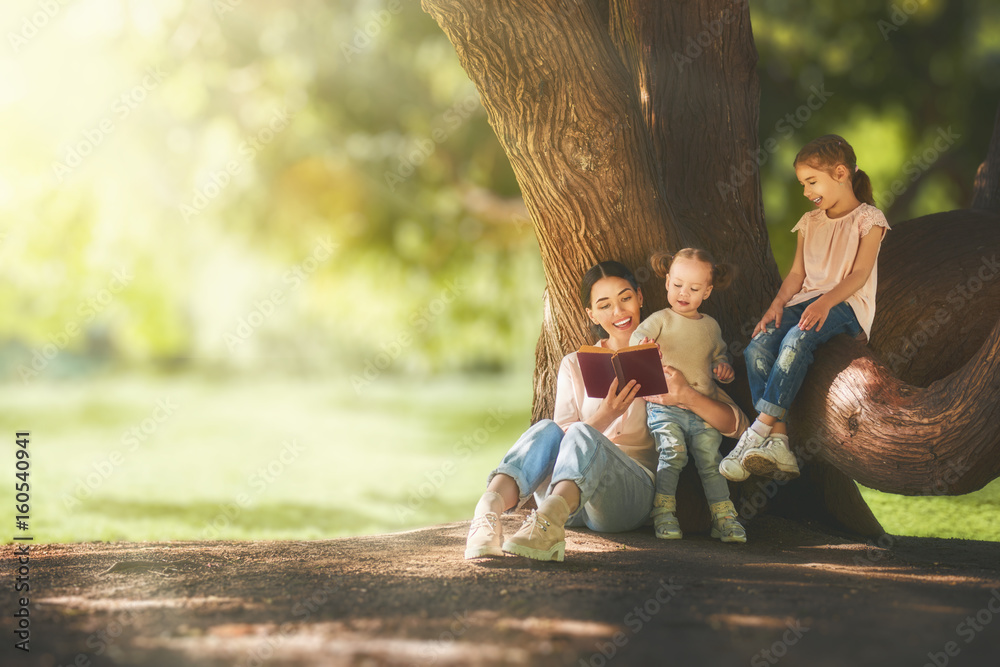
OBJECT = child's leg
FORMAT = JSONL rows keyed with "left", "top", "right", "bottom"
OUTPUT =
{"left": 687, "top": 419, "right": 746, "bottom": 543}
{"left": 755, "top": 301, "right": 863, "bottom": 422}
{"left": 743, "top": 306, "right": 804, "bottom": 409}
{"left": 686, "top": 424, "right": 727, "bottom": 505}
{"left": 647, "top": 404, "right": 688, "bottom": 539}
{"left": 742, "top": 301, "right": 863, "bottom": 478}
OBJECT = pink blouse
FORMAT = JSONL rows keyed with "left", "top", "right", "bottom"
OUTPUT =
{"left": 786, "top": 203, "right": 890, "bottom": 338}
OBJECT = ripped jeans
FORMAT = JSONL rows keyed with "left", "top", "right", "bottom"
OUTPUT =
{"left": 647, "top": 404, "right": 729, "bottom": 505}
{"left": 744, "top": 297, "right": 862, "bottom": 421}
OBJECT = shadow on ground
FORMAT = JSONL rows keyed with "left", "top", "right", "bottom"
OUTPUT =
{"left": 3, "top": 515, "right": 999, "bottom": 666}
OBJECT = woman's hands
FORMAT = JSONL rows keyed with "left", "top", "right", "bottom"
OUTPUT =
{"left": 644, "top": 365, "right": 694, "bottom": 410}
{"left": 585, "top": 377, "right": 641, "bottom": 433}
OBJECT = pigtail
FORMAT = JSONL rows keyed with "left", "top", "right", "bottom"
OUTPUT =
{"left": 711, "top": 262, "right": 737, "bottom": 291}
{"left": 852, "top": 168, "right": 876, "bottom": 206}
{"left": 649, "top": 250, "right": 674, "bottom": 278}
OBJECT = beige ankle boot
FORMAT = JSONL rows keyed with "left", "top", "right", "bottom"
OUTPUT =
{"left": 465, "top": 491, "right": 505, "bottom": 559}
{"left": 710, "top": 500, "right": 747, "bottom": 544}
{"left": 651, "top": 494, "right": 682, "bottom": 539}
{"left": 502, "top": 494, "right": 570, "bottom": 562}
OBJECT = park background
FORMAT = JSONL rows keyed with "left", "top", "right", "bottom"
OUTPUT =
{"left": 1, "top": 0, "right": 998, "bottom": 544}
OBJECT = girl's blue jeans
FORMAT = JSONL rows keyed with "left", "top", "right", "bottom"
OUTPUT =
{"left": 646, "top": 404, "right": 729, "bottom": 505}
{"left": 744, "top": 297, "right": 862, "bottom": 421}
{"left": 488, "top": 419, "right": 654, "bottom": 532}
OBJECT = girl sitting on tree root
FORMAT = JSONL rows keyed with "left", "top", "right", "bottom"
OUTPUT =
{"left": 720, "top": 134, "right": 890, "bottom": 483}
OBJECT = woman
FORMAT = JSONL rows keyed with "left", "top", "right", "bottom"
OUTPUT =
{"left": 465, "top": 261, "right": 749, "bottom": 562}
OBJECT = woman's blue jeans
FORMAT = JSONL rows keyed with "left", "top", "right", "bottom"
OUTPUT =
{"left": 488, "top": 419, "right": 655, "bottom": 532}
{"left": 744, "top": 297, "right": 862, "bottom": 421}
{"left": 646, "top": 404, "right": 729, "bottom": 505}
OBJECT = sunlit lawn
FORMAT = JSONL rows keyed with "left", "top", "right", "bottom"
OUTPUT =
{"left": 2, "top": 372, "right": 997, "bottom": 544}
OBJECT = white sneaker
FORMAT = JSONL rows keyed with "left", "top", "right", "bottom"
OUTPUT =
{"left": 464, "top": 512, "right": 504, "bottom": 559}
{"left": 742, "top": 434, "right": 800, "bottom": 480}
{"left": 719, "top": 427, "right": 768, "bottom": 481}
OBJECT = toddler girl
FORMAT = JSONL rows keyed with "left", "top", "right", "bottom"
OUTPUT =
{"left": 632, "top": 249, "right": 746, "bottom": 543}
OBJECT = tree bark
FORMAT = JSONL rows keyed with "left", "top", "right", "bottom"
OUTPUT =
{"left": 972, "top": 103, "right": 1000, "bottom": 211}
{"left": 423, "top": 0, "right": 1000, "bottom": 538}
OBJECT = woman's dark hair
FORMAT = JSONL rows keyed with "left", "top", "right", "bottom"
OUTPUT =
{"left": 579, "top": 261, "right": 640, "bottom": 340}
{"left": 649, "top": 248, "right": 735, "bottom": 290}
{"left": 794, "top": 134, "right": 875, "bottom": 207}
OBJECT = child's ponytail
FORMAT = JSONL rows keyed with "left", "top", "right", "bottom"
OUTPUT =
{"left": 852, "top": 167, "right": 875, "bottom": 207}
{"left": 711, "top": 262, "right": 736, "bottom": 291}
{"left": 650, "top": 250, "right": 674, "bottom": 279}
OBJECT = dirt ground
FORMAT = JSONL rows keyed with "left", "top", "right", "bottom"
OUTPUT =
{"left": 4, "top": 514, "right": 1000, "bottom": 667}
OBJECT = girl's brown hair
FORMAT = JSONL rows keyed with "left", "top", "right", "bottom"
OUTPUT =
{"left": 793, "top": 134, "right": 875, "bottom": 207}
{"left": 649, "top": 248, "right": 735, "bottom": 290}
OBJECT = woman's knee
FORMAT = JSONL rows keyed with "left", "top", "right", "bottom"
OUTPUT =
{"left": 564, "top": 421, "right": 599, "bottom": 442}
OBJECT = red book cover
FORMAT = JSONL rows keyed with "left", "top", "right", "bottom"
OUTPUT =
{"left": 576, "top": 343, "right": 667, "bottom": 398}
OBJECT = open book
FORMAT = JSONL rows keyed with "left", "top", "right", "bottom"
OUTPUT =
{"left": 576, "top": 343, "right": 668, "bottom": 398}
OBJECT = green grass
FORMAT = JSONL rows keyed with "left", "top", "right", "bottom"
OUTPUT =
{"left": 859, "top": 480, "right": 1000, "bottom": 542}
{"left": 0, "top": 373, "right": 533, "bottom": 543}
{"left": 2, "top": 372, "right": 997, "bottom": 543}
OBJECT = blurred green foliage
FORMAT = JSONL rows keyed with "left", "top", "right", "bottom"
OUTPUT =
{"left": 0, "top": 0, "right": 997, "bottom": 374}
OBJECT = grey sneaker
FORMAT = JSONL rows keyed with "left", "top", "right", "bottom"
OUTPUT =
{"left": 742, "top": 434, "right": 801, "bottom": 480}
{"left": 719, "top": 427, "right": 768, "bottom": 481}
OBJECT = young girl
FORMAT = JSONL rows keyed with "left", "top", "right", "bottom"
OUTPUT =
{"left": 465, "top": 261, "right": 745, "bottom": 561}
{"left": 720, "top": 134, "right": 890, "bottom": 482}
{"left": 631, "top": 249, "right": 748, "bottom": 543}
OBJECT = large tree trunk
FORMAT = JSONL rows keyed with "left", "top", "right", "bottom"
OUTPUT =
{"left": 423, "top": 0, "right": 1000, "bottom": 538}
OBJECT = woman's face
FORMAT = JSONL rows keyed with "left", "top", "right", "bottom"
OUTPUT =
{"left": 585, "top": 276, "right": 642, "bottom": 338}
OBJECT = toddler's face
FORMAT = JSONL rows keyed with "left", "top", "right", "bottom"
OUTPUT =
{"left": 666, "top": 258, "right": 713, "bottom": 319}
